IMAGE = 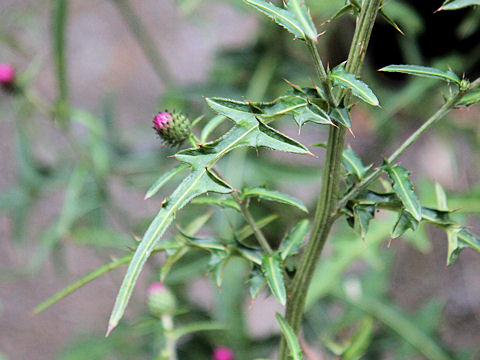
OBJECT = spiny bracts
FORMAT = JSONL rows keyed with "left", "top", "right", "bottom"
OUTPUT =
{"left": 153, "top": 109, "right": 191, "bottom": 147}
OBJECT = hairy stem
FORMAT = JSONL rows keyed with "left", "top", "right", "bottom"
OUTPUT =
{"left": 337, "top": 76, "right": 480, "bottom": 211}
{"left": 279, "top": 1, "right": 381, "bottom": 358}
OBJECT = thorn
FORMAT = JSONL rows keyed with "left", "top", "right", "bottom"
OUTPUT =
{"left": 106, "top": 324, "right": 115, "bottom": 337}
{"left": 348, "top": 127, "right": 356, "bottom": 138}
{"left": 307, "top": 151, "right": 318, "bottom": 158}
{"left": 387, "top": 237, "right": 393, "bottom": 248}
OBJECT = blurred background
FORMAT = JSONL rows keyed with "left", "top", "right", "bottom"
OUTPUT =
{"left": 1, "top": 0, "right": 480, "bottom": 359}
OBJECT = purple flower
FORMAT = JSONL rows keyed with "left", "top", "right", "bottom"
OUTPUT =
{"left": 148, "top": 282, "right": 166, "bottom": 294}
{"left": 153, "top": 112, "right": 173, "bottom": 131}
{"left": 0, "top": 63, "right": 15, "bottom": 85}
{"left": 152, "top": 110, "right": 191, "bottom": 146}
{"left": 213, "top": 347, "right": 234, "bottom": 360}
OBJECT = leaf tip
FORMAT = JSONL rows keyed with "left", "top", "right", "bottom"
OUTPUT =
{"left": 106, "top": 323, "right": 116, "bottom": 337}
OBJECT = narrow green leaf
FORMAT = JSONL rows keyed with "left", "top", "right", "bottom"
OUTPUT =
{"left": 236, "top": 214, "right": 279, "bottom": 244}
{"left": 144, "top": 163, "right": 190, "bottom": 200}
{"left": 173, "top": 321, "right": 227, "bottom": 340}
{"left": 329, "top": 65, "right": 379, "bottom": 106}
{"left": 438, "top": 0, "right": 480, "bottom": 10}
{"left": 379, "top": 64, "right": 461, "bottom": 84}
{"left": 244, "top": 0, "right": 317, "bottom": 41}
{"left": 52, "top": 0, "right": 70, "bottom": 125}
{"left": 384, "top": 164, "right": 422, "bottom": 221}
{"left": 200, "top": 115, "right": 227, "bottom": 143}
{"left": 342, "top": 317, "right": 374, "bottom": 360}
{"left": 241, "top": 187, "right": 308, "bottom": 213}
{"left": 379, "top": 8, "right": 404, "bottom": 35}
{"left": 262, "top": 253, "right": 286, "bottom": 305}
{"left": 280, "top": 219, "right": 310, "bottom": 260}
{"left": 161, "top": 246, "right": 189, "bottom": 282}
{"left": 33, "top": 242, "right": 179, "bottom": 314}
{"left": 275, "top": 313, "right": 304, "bottom": 360}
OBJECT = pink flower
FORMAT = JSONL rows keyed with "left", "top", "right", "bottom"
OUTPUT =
{"left": 148, "top": 282, "right": 166, "bottom": 294}
{"left": 213, "top": 347, "right": 234, "bottom": 360}
{"left": 153, "top": 112, "right": 173, "bottom": 131}
{"left": 0, "top": 63, "right": 15, "bottom": 85}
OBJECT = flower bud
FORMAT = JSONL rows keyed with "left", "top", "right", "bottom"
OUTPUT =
{"left": 153, "top": 110, "right": 191, "bottom": 147}
{"left": 147, "top": 282, "right": 176, "bottom": 316}
{"left": 0, "top": 63, "right": 17, "bottom": 93}
{"left": 213, "top": 347, "right": 234, "bottom": 360}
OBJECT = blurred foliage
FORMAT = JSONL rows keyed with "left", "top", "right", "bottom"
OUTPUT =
{"left": 1, "top": 0, "right": 480, "bottom": 359}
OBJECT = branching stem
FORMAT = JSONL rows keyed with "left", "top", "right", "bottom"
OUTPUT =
{"left": 279, "top": 1, "right": 382, "bottom": 358}
{"left": 336, "top": 76, "right": 480, "bottom": 212}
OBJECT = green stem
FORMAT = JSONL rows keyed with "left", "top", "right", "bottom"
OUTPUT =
{"left": 159, "top": 314, "right": 177, "bottom": 360}
{"left": 336, "top": 76, "right": 480, "bottom": 211}
{"left": 279, "top": 1, "right": 381, "bottom": 359}
{"left": 233, "top": 193, "right": 273, "bottom": 254}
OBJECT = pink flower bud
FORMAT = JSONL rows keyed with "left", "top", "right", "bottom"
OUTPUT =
{"left": 153, "top": 112, "right": 173, "bottom": 131}
{"left": 0, "top": 63, "right": 15, "bottom": 85}
{"left": 148, "top": 282, "right": 166, "bottom": 294}
{"left": 213, "top": 347, "right": 234, "bottom": 360}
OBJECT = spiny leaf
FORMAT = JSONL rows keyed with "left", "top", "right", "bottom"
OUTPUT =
{"left": 448, "top": 228, "right": 480, "bottom": 265}
{"left": 343, "top": 146, "right": 367, "bottom": 180}
{"left": 262, "top": 253, "right": 286, "bottom": 305}
{"left": 248, "top": 267, "right": 267, "bottom": 299}
{"left": 144, "top": 163, "right": 190, "bottom": 200}
{"left": 329, "top": 65, "right": 380, "bottom": 106}
{"left": 293, "top": 102, "right": 332, "bottom": 127}
{"left": 457, "top": 88, "right": 480, "bottom": 107}
{"left": 275, "top": 313, "right": 304, "bottom": 360}
{"left": 241, "top": 187, "right": 308, "bottom": 213}
{"left": 391, "top": 210, "right": 418, "bottom": 239}
{"left": 353, "top": 204, "right": 375, "bottom": 240}
{"left": 379, "top": 64, "right": 461, "bottom": 84}
{"left": 244, "top": 0, "right": 317, "bottom": 41}
{"left": 208, "top": 251, "right": 230, "bottom": 287}
{"left": 285, "top": 0, "right": 318, "bottom": 40}
{"left": 280, "top": 219, "right": 310, "bottom": 260}
{"left": 435, "top": 182, "right": 448, "bottom": 211}
{"left": 438, "top": 0, "right": 480, "bottom": 11}
{"left": 384, "top": 164, "right": 422, "bottom": 221}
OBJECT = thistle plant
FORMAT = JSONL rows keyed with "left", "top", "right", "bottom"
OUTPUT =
{"left": 10, "top": 0, "right": 480, "bottom": 358}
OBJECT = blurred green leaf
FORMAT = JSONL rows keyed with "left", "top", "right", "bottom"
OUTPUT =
{"left": 379, "top": 64, "right": 461, "bottom": 84}
{"left": 275, "top": 313, "right": 303, "bottom": 360}
{"left": 262, "top": 253, "right": 286, "bottom": 305}
{"left": 191, "top": 196, "right": 241, "bottom": 211}
{"left": 200, "top": 115, "right": 227, "bottom": 143}
{"left": 144, "top": 163, "right": 189, "bottom": 200}
{"left": 342, "top": 146, "right": 367, "bottom": 180}
{"left": 341, "top": 317, "right": 374, "bottom": 360}
{"left": 248, "top": 267, "right": 267, "bottom": 299}
{"left": 457, "top": 88, "right": 480, "bottom": 107}
{"left": 438, "top": 0, "right": 480, "bottom": 10}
